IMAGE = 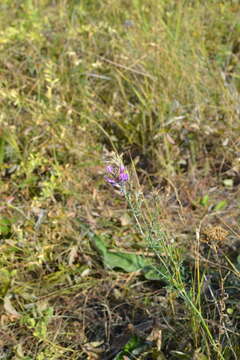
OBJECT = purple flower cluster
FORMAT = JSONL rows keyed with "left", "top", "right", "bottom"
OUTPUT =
{"left": 105, "top": 165, "right": 129, "bottom": 187}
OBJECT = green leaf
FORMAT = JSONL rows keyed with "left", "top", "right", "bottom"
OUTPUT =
{"left": 213, "top": 200, "right": 227, "bottom": 211}
{"left": 142, "top": 265, "right": 168, "bottom": 281}
{"left": 91, "top": 235, "right": 168, "bottom": 282}
{"left": 114, "top": 335, "right": 142, "bottom": 360}
{"left": 92, "top": 235, "right": 148, "bottom": 271}
{"left": 33, "top": 307, "right": 54, "bottom": 339}
{"left": 199, "top": 194, "right": 209, "bottom": 207}
{"left": 0, "top": 217, "right": 11, "bottom": 235}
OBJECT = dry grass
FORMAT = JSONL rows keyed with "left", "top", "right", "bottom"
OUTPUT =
{"left": 0, "top": 0, "right": 240, "bottom": 359}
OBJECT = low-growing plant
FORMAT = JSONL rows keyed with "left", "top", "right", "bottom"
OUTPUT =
{"left": 102, "top": 153, "right": 239, "bottom": 359}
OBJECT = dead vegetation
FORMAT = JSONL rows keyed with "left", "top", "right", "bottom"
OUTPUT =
{"left": 1, "top": 0, "right": 240, "bottom": 359}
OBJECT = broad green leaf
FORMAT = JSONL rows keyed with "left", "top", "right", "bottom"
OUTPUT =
{"left": 114, "top": 335, "right": 142, "bottom": 360}
{"left": 213, "top": 200, "right": 227, "bottom": 211}
{"left": 0, "top": 217, "right": 11, "bottom": 235}
{"left": 142, "top": 265, "right": 168, "bottom": 281}
{"left": 91, "top": 235, "right": 168, "bottom": 282}
{"left": 114, "top": 334, "right": 167, "bottom": 359}
{"left": 199, "top": 194, "right": 209, "bottom": 207}
{"left": 92, "top": 235, "right": 148, "bottom": 272}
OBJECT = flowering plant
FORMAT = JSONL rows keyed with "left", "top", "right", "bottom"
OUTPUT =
{"left": 105, "top": 165, "right": 129, "bottom": 185}
{"left": 104, "top": 153, "right": 129, "bottom": 193}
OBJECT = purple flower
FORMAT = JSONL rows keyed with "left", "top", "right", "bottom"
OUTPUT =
{"left": 106, "top": 165, "right": 114, "bottom": 174}
{"left": 104, "top": 176, "right": 117, "bottom": 186}
{"left": 118, "top": 170, "right": 129, "bottom": 182}
{"left": 104, "top": 164, "right": 129, "bottom": 187}
{"left": 118, "top": 166, "right": 129, "bottom": 182}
